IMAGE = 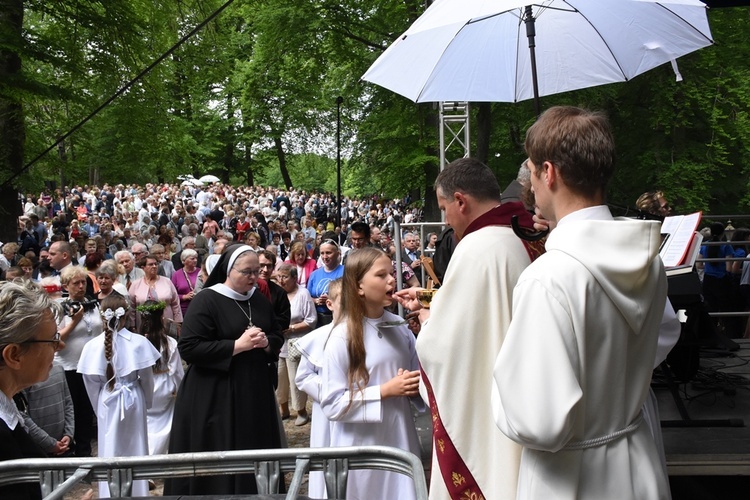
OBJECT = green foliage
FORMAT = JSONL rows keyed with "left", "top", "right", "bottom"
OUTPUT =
{"left": 4, "top": 1, "right": 750, "bottom": 220}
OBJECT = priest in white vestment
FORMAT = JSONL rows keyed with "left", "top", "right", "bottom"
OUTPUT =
{"left": 493, "top": 106, "right": 671, "bottom": 500}
{"left": 395, "top": 158, "right": 544, "bottom": 500}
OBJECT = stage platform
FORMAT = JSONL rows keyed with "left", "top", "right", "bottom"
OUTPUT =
{"left": 657, "top": 339, "right": 750, "bottom": 499}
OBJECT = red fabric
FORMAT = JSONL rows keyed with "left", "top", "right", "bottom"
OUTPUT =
{"left": 462, "top": 201, "right": 533, "bottom": 238}
{"left": 420, "top": 366, "right": 487, "bottom": 499}
{"left": 256, "top": 279, "right": 271, "bottom": 302}
{"left": 462, "top": 202, "right": 544, "bottom": 263}
{"left": 235, "top": 220, "right": 250, "bottom": 241}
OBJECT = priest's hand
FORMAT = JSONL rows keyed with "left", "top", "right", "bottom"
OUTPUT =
{"left": 533, "top": 207, "right": 556, "bottom": 232}
{"left": 393, "top": 288, "right": 425, "bottom": 312}
{"left": 380, "top": 368, "right": 420, "bottom": 399}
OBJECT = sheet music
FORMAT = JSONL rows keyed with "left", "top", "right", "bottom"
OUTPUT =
{"left": 660, "top": 212, "right": 702, "bottom": 268}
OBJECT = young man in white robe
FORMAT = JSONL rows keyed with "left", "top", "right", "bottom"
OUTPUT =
{"left": 492, "top": 106, "right": 671, "bottom": 499}
{"left": 395, "top": 158, "right": 544, "bottom": 500}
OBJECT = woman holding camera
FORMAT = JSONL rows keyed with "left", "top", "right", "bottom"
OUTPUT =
{"left": 58, "top": 265, "right": 101, "bottom": 457}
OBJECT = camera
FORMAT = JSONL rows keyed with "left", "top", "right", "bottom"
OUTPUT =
{"left": 62, "top": 298, "right": 98, "bottom": 316}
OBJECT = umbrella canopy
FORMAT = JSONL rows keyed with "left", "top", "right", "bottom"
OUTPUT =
{"left": 362, "top": 0, "right": 713, "bottom": 107}
{"left": 199, "top": 174, "right": 220, "bottom": 183}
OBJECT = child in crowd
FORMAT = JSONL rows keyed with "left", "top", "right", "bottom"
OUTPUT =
{"left": 319, "top": 248, "right": 423, "bottom": 500}
{"left": 138, "top": 300, "right": 184, "bottom": 455}
{"left": 294, "top": 279, "right": 342, "bottom": 498}
{"left": 77, "top": 294, "right": 160, "bottom": 498}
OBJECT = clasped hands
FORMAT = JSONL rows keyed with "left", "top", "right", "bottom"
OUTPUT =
{"left": 381, "top": 368, "right": 420, "bottom": 399}
{"left": 236, "top": 326, "right": 269, "bottom": 353}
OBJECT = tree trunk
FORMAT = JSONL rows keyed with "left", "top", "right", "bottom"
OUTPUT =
{"left": 0, "top": 0, "right": 25, "bottom": 242}
{"left": 475, "top": 102, "right": 491, "bottom": 165}
{"left": 222, "top": 93, "right": 235, "bottom": 184}
{"left": 244, "top": 146, "right": 254, "bottom": 186}
{"left": 274, "top": 137, "right": 293, "bottom": 189}
{"left": 421, "top": 105, "right": 440, "bottom": 222}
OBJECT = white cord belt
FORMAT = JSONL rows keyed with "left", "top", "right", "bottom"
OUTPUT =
{"left": 562, "top": 411, "right": 644, "bottom": 451}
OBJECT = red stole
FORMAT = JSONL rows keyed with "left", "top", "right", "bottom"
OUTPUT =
{"left": 421, "top": 367, "right": 486, "bottom": 499}
{"left": 462, "top": 202, "right": 545, "bottom": 262}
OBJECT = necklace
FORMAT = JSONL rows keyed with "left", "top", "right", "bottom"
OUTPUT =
{"left": 82, "top": 310, "right": 93, "bottom": 335}
{"left": 234, "top": 299, "right": 253, "bottom": 327}
{"left": 365, "top": 317, "right": 384, "bottom": 338}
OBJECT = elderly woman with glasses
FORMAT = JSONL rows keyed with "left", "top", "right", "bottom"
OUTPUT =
{"left": 0, "top": 280, "right": 64, "bottom": 499}
{"left": 165, "top": 244, "right": 284, "bottom": 496}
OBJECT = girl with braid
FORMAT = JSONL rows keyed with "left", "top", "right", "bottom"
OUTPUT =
{"left": 77, "top": 294, "right": 160, "bottom": 498}
{"left": 138, "top": 300, "right": 184, "bottom": 455}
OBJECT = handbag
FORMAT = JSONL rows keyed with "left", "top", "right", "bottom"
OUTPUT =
{"left": 287, "top": 338, "right": 302, "bottom": 363}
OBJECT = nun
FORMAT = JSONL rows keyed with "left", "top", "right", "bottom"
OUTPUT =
{"left": 164, "top": 244, "right": 284, "bottom": 495}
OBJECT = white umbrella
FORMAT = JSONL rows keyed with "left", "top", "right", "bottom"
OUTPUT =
{"left": 362, "top": 0, "right": 713, "bottom": 112}
{"left": 199, "top": 174, "right": 220, "bottom": 184}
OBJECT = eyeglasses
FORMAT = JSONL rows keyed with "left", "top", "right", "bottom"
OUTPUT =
{"left": 234, "top": 268, "right": 260, "bottom": 277}
{"left": 259, "top": 263, "right": 274, "bottom": 269}
{"left": 322, "top": 239, "right": 339, "bottom": 248}
{"left": 24, "top": 332, "right": 62, "bottom": 350}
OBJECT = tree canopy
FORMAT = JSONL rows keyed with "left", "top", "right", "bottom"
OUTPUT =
{"left": 2, "top": 1, "right": 750, "bottom": 238}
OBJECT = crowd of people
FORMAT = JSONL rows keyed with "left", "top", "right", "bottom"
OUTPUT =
{"left": 0, "top": 177, "right": 437, "bottom": 498}
{"left": 1, "top": 105, "right": 725, "bottom": 500}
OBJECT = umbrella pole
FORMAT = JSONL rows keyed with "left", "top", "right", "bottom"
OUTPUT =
{"left": 524, "top": 5, "right": 541, "bottom": 117}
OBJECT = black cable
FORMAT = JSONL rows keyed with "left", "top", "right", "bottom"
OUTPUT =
{"left": 2, "top": 0, "right": 237, "bottom": 189}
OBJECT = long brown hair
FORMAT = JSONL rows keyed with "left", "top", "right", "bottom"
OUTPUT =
{"left": 138, "top": 300, "right": 168, "bottom": 372}
{"left": 100, "top": 294, "right": 129, "bottom": 391}
{"left": 338, "top": 247, "right": 388, "bottom": 409}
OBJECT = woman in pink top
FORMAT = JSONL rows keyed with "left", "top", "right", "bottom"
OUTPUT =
{"left": 129, "top": 253, "right": 183, "bottom": 334}
{"left": 285, "top": 242, "right": 317, "bottom": 289}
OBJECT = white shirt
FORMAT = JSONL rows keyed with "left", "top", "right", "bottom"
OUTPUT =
{"left": 0, "top": 390, "right": 24, "bottom": 431}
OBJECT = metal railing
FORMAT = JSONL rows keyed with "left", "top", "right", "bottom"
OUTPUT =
{"left": 0, "top": 445, "right": 428, "bottom": 500}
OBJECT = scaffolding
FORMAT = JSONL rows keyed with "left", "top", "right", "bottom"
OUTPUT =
{"left": 439, "top": 102, "right": 470, "bottom": 171}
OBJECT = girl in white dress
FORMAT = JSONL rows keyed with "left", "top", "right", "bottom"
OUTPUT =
{"left": 294, "top": 279, "right": 342, "bottom": 498}
{"left": 319, "top": 248, "right": 423, "bottom": 500}
{"left": 138, "top": 300, "right": 184, "bottom": 455}
{"left": 77, "top": 294, "right": 160, "bottom": 498}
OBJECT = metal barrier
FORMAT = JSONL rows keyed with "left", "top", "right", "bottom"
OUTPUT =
{"left": 0, "top": 445, "right": 428, "bottom": 500}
